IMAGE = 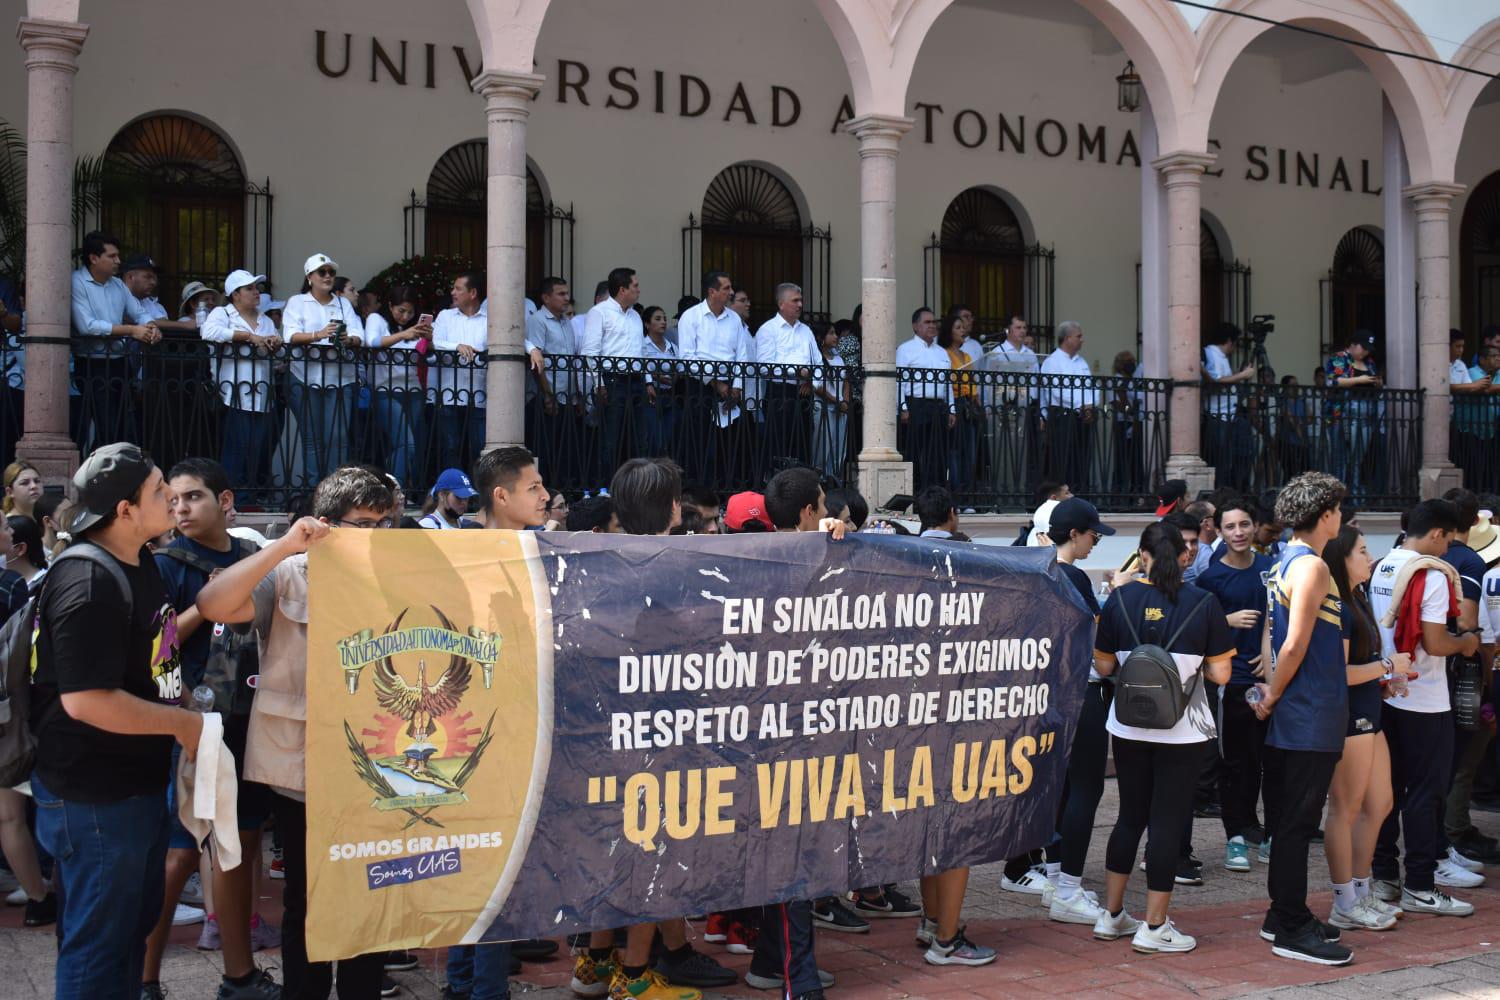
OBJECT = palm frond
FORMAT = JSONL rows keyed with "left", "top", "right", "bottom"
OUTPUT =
{"left": 344, "top": 720, "right": 399, "bottom": 799}
{"left": 452, "top": 711, "right": 496, "bottom": 789}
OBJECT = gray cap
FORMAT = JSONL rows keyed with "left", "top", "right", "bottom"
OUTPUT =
{"left": 69, "top": 442, "right": 154, "bottom": 534}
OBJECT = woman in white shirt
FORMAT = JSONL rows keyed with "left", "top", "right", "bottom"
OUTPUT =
{"left": 363, "top": 285, "right": 432, "bottom": 486}
{"left": 641, "top": 306, "right": 678, "bottom": 458}
{"left": 200, "top": 269, "right": 281, "bottom": 490}
{"left": 281, "top": 253, "right": 364, "bottom": 482}
{"left": 812, "top": 326, "right": 849, "bottom": 479}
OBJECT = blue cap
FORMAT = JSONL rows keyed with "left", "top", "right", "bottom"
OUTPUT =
{"left": 431, "top": 469, "right": 476, "bottom": 498}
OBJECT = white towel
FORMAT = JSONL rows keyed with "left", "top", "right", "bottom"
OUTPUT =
{"left": 176, "top": 712, "right": 243, "bottom": 870}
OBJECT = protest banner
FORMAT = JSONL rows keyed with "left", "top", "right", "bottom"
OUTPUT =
{"left": 305, "top": 529, "right": 1093, "bottom": 960}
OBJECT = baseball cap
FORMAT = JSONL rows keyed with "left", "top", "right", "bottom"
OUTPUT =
{"left": 224, "top": 269, "right": 265, "bottom": 298}
{"left": 431, "top": 468, "right": 476, "bottom": 499}
{"left": 1049, "top": 497, "right": 1115, "bottom": 541}
{"left": 1153, "top": 479, "right": 1188, "bottom": 517}
{"left": 69, "top": 442, "right": 155, "bottom": 534}
{"left": 303, "top": 252, "right": 338, "bottom": 276}
{"left": 121, "top": 254, "right": 158, "bottom": 274}
{"left": 1027, "top": 499, "right": 1060, "bottom": 546}
{"left": 724, "top": 492, "right": 773, "bottom": 532}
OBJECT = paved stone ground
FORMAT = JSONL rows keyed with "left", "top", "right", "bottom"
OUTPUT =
{"left": 8, "top": 781, "right": 1500, "bottom": 999}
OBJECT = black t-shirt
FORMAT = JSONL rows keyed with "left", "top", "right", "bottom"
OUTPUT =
{"left": 30, "top": 546, "right": 184, "bottom": 803}
{"left": 1059, "top": 562, "right": 1101, "bottom": 616}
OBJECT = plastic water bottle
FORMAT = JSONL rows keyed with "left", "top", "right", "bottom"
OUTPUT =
{"left": 1244, "top": 686, "right": 1263, "bottom": 706}
{"left": 194, "top": 301, "right": 208, "bottom": 328}
{"left": 1095, "top": 580, "right": 1111, "bottom": 604}
{"left": 191, "top": 684, "right": 215, "bottom": 713}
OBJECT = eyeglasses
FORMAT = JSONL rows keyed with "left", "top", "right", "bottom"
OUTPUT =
{"left": 313, "top": 267, "right": 337, "bottom": 278}
{"left": 335, "top": 517, "right": 394, "bottom": 529}
{"left": 1089, "top": 530, "right": 1105, "bottom": 542}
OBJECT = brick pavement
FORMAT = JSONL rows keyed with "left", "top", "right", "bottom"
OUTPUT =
{"left": 7, "top": 784, "right": 1500, "bottom": 999}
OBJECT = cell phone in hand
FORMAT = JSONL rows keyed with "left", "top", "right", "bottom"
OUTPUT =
{"left": 419, "top": 313, "right": 434, "bottom": 326}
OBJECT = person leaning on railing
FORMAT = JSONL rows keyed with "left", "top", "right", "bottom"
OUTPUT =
{"left": 361, "top": 285, "right": 432, "bottom": 485}
{"left": 71, "top": 230, "right": 159, "bottom": 447}
{"left": 281, "top": 253, "right": 364, "bottom": 483}
{"left": 200, "top": 270, "right": 282, "bottom": 492}
{"left": 1322, "top": 332, "right": 1381, "bottom": 503}
{"left": 1040, "top": 321, "right": 1099, "bottom": 496}
{"left": 896, "top": 307, "right": 955, "bottom": 492}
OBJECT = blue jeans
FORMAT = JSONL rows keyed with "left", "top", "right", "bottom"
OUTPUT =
{"left": 446, "top": 943, "right": 512, "bottom": 1000}
{"left": 376, "top": 389, "right": 426, "bottom": 485}
{"left": 32, "top": 772, "right": 170, "bottom": 1000}
{"left": 440, "top": 404, "right": 486, "bottom": 473}
{"left": 221, "top": 408, "right": 273, "bottom": 492}
{"left": 290, "top": 380, "right": 351, "bottom": 485}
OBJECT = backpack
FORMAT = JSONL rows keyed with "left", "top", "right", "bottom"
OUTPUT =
{"left": 0, "top": 544, "right": 132, "bottom": 788}
{"left": 157, "top": 540, "right": 261, "bottom": 716}
{"left": 1113, "top": 592, "right": 1213, "bottom": 730}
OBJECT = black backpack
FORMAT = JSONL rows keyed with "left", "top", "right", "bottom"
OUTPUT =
{"left": 1113, "top": 592, "right": 1213, "bottom": 730}
{"left": 157, "top": 540, "right": 261, "bottom": 716}
{"left": 0, "top": 544, "right": 132, "bottom": 787}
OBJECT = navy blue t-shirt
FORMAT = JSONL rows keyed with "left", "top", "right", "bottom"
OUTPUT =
{"left": 1267, "top": 544, "right": 1348, "bottom": 753}
{"left": 154, "top": 535, "right": 250, "bottom": 686}
{"left": 1196, "top": 552, "right": 1272, "bottom": 686}
{"left": 1444, "top": 541, "right": 1486, "bottom": 604}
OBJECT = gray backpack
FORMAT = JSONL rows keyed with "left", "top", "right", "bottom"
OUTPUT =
{"left": 1114, "top": 593, "right": 1212, "bottom": 730}
{"left": 0, "top": 544, "right": 132, "bottom": 787}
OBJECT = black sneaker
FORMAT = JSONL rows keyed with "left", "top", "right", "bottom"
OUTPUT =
{"left": 380, "top": 977, "right": 401, "bottom": 998}
{"left": 1259, "top": 911, "right": 1341, "bottom": 943}
{"left": 216, "top": 970, "right": 282, "bottom": 999}
{"left": 512, "top": 938, "right": 559, "bottom": 961}
{"left": 383, "top": 951, "right": 419, "bottom": 972}
{"left": 848, "top": 886, "right": 921, "bottom": 918}
{"left": 23, "top": 892, "right": 57, "bottom": 927}
{"left": 1174, "top": 858, "right": 1204, "bottom": 886}
{"left": 655, "top": 947, "right": 738, "bottom": 987}
{"left": 811, "top": 897, "right": 870, "bottom": 933}
{"left": 1193, "top": 802, "right": 1223, "bottom": 819}
{"left": 141, "top": 985, "right": 168, "bottom": 1000}
{"left": 441, "top": 989, "right": 470, "bottom": 1000}
{"left": 792, "top": 991, "right": 825, "bottom": 1000}
{"left": 1271, "top": 922, "right": 1353, "bottom": 966}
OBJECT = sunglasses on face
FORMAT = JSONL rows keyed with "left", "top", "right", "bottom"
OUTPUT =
{"left": 313, "top": 268, "right": 336, "bottom": 279}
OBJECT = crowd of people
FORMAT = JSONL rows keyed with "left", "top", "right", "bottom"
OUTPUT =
{"left": 24, "top": 234, "right": 1496, "bottom": 515}
{"left": 0, "top": 424, "right": 1495, "bottom": 1000}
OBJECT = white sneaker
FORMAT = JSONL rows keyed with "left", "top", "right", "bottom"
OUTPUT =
{"left": 4, "top": 886, "right": 26, "bottom": 906}
{"left": 1000, "top": 865, "right": 1051, "bottom": 895}
{"left": 1093, "top": 908, "right": 1141, "bottom": 941}
{"left": 1327, "top": 897, "right": 1396, "bottom": 931}
{"left": 1372, "top": 879, "right": 1402, "bottom": 902}
{"left": 1049, "top": 890, "right": 1105, "bottom": 925}
{"left": 1447, "top": 846, "right": 1485, "bottom": 874}
{"left": 1131, "top": 919, "right": 1196, "bottom": 954}
{"left": 172, "top": 903, "right": 205, "bottom": 926}
{"left": 1041, "top": 881, "right": 1097, "bottom": 905}
{"left": 1365, "top": 894, "right": 1403, "bottom": 919}
{"left": 1435, "top": 859, "right": 1485, "bottom": 889}
{"left": 180, "top": 871, "right": 205, "bottom": 907}
{"left": 1401, "top": 887, "right": 1474, "bottom": 917}
{"left": 914, "top": 915, "right": 937, "bottom": 947}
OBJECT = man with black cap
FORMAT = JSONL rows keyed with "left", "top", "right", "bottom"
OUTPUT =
{"left": 28, "top": 443, "right": 206, "bottom": 1000}
{"left": 120, "top": 254, "right": 195, "bottom": 334}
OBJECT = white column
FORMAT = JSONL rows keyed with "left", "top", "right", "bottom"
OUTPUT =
{"left": 1407, "top": 181, "right": 1465, "bottom": 497}
{"left": 473, "top": 70, "right": 544, "bottom": 452}
{"left": 1155, "top": 151, "right": 1217, "bottom": 495}
{"left": 1138, "top": 99, "right": 1167, "bottom": 380}
{"left": 15, "top": 18, "right": 88, "bottom": 484}
{"left": 1382, "top": 100, "right": 1417, "bottom": 389}
{"left": 847, "top": 114, "right": 914, "bottom": 505}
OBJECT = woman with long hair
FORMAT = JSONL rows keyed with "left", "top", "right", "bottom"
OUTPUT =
{"left": 3, "top": 460, "right": 42, "bottom": 519}
{"left": 363, "top": 285, "right": 431, "bottom": 484}
{"left": 1320, "top": 525, "right": 1406, "bottom": 930}
{"left": 1093, "top": 520, "right": 1233, "bottom": 953}
{"left": 640, "top": 306, "right": 678, "bottom": 458}
{"left": 937, "top": 313, "right": 978, "bottom": 503}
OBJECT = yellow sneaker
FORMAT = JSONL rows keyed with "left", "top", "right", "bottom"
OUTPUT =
{"left": 608, "top": 967, "right": 702, "bottom": 1000}
{"left": 571, "top": 950, "right": 617, "bottom": 998}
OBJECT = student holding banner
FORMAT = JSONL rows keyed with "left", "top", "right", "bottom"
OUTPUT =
{"left": 196, "top": 467, "right": 397, "bottom": 999}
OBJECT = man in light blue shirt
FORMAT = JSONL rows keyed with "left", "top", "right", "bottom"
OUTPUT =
{"left": 72, "top": 231, "right": 160, "bottom": 446}
{"left": 526, "top": 276, "right": 585, "bottom": 486}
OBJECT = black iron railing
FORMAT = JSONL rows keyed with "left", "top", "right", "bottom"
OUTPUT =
{"left": 896, "top": 364, "right": 1169, "bottom": 511}
{"left": 1200, "top": 382, "right": 1423, "bottom": 509}
{"left": 1452, "top": 389, "right": 1500, "bottom": 496}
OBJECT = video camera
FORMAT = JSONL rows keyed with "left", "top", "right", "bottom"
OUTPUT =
{"left": 1247, "top": 314, "right": 1275, "bottom": 343}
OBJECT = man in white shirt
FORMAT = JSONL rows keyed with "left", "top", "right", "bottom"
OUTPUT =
{"left": 982, "top": 314, "right": 1039, "bottom": 496}
{"left": 1369, "top": 499, "right": 1483, "bottom": 916}
{"left": 755, "top": 283, "right": 821, "bottom": 469}
{"left": 1204, "top": 324, "right": 1256, "bottom": 488}
{"left": 581, "top": 267, "right": 650, "bottom": 489}
{"left": 1039, "top": 321, "right": 1098, "bottom": 493}
{"left": 895, "top": 307, "right": 954, "bottom": 490}
{"left": 678, "top": 271, "right": 750, "bottom": 486}
{"left": 431, "top": 270, "right": 492, "bottom": 472}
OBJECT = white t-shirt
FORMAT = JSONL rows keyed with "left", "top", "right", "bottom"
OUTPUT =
{"left": 1368, "top": 547, "right": 1453, "bottom": 713}
{"left": 1452, "top": 358, "right": 1473, "bottom": 385}
{"left": 1480, "top": 565, "right": 1500, "bottom": 645}
{"left": 1204, "top": 344, "right": 1235, "bottom": 417}
{"left": 418, "top": 512, "right": 461, "bottom": 530}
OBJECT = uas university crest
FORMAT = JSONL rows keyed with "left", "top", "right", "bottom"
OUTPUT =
{"left": 338, "top": 606, "right": 502, "bottom": 829}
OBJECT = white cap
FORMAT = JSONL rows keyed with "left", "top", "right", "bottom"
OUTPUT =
{"left": 1027, "top": 499, "right": 1061, "bottom": 546}
{"left": 303, "top": 252, "right": 337, "bottom": 275}
{"left": 224, "top": 269, "right": 265, "bottom": 298}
